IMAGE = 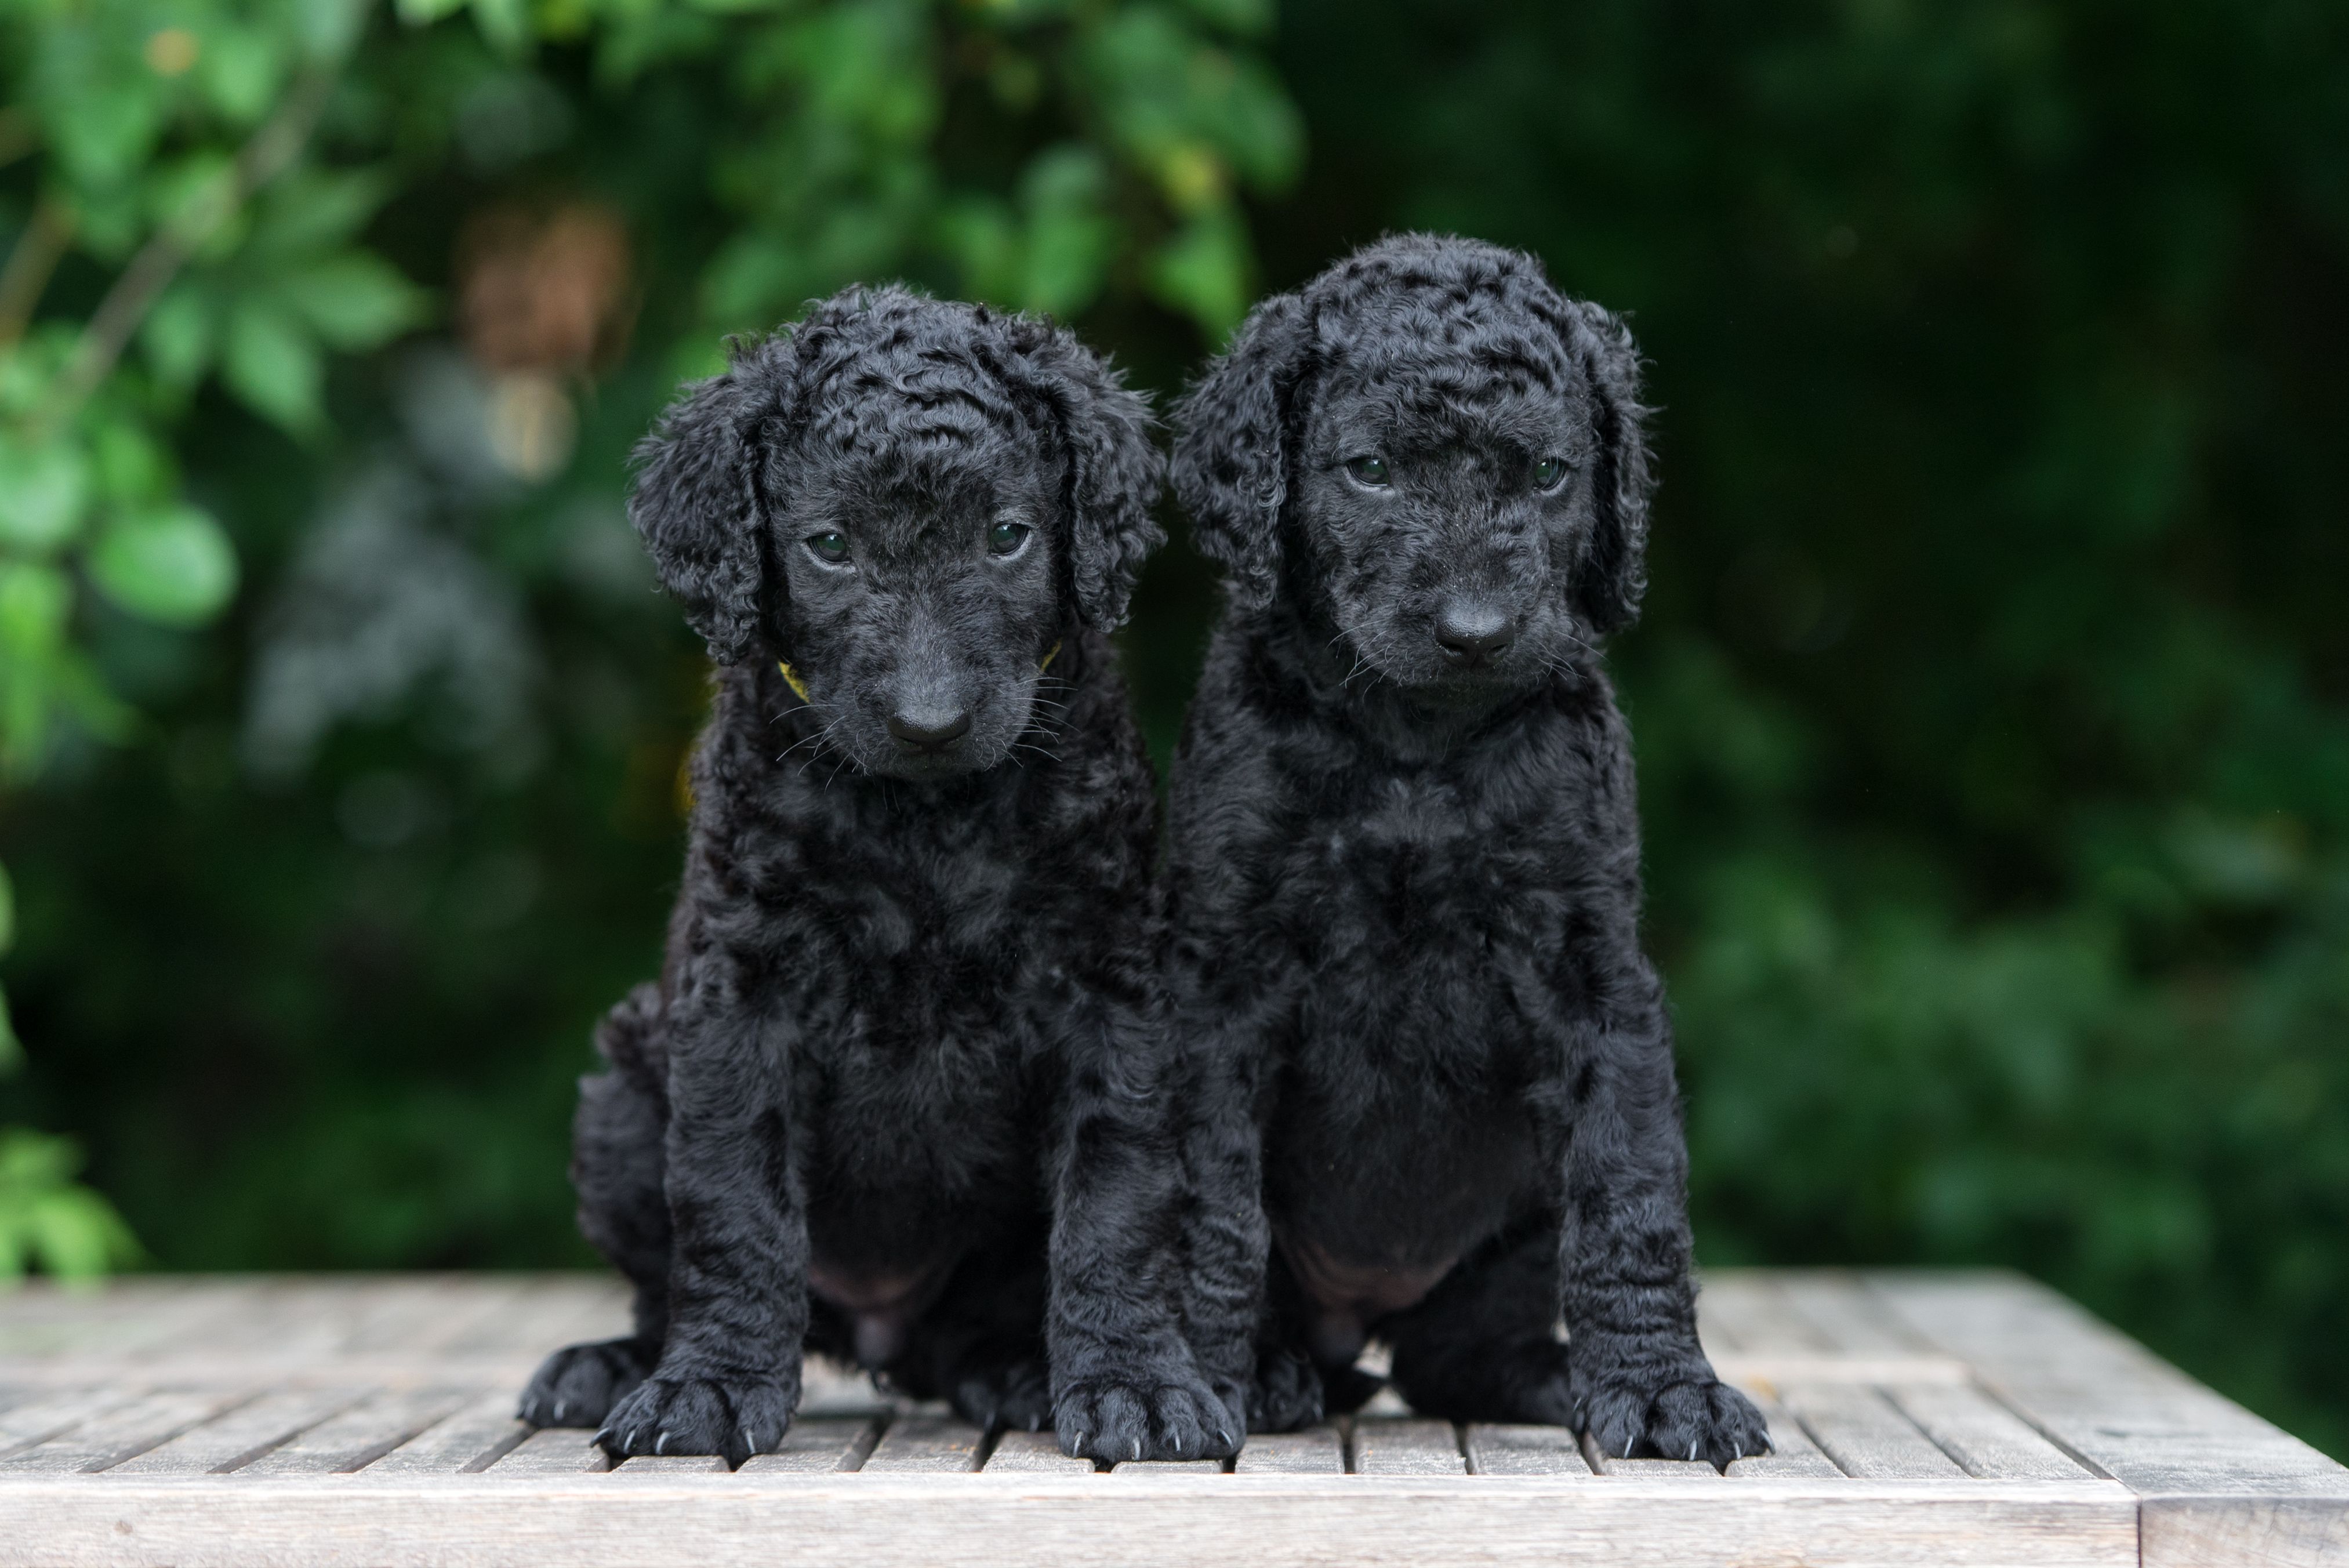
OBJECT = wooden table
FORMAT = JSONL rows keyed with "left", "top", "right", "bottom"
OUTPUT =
{"left": 0, "top": 1271, "right": 2338, "bottom": 1566}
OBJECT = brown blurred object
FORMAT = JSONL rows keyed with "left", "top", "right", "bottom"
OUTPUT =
{"left": 455, "top": 203, "right": 634, "bottom": 480}
{"left": 457, "top": 202, "right": 635, "bottom": 379}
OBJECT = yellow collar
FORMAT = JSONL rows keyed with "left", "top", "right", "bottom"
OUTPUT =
{"left": 778, "top": 640, "right": 1061, "bottom": 705}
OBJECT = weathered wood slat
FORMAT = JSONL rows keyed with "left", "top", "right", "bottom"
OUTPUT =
{"left": 107, "top": 1386, "right": 363, "bottom": 1476}
{"left": 1350, "top": 1418, "right": 1463, "bottom": 1475}
{"left": 0, "top": 1389, "right": 129, "bottom": 1460}
{"left": 859, "top": 1416, "right": 982, "bottom": 1473}
{"left": 1886, "top": 1381, "right": 2091, "bottom": 1481}
{"left": 1109, "top": 1458, "right": 1225, "bottom": 1478}
{"left": 486, "top": 1425, "right": 609, "bottom": 1475}
{"left": 0, "top": 1474, "right": 2142, "bottom": 1568}
{"left": 1871, "top": 1273, "right": 2349, "bottom": 1568}
{"left": 613, "top": 1454, "right": 727, "bottom": 1476}
{"left": 1698, "top": 1273, "right": 1834, "bottom": 1354}
{"left": 1778, "top": 1383, "right": 1966, "bottom": 1480}
{"left": 1462, "top": 1423, "right": 1594, "bottom": 1476}
{"left": 736, "top": 1417, "right": 881, "bottom": 1475}
{"left": 0, "top": 1388, "right": 239, "bottom": 1473}
{"left": 1232, "top": 1427, "right": 1344, "bottom": 1475}
{"left": 239, "top": 1387, "right": 473, "bottom": 1476}
{"left": 978, "top": 1429, "right": 1091, "bottom": 1474}
{"left": 1726, "top": 1391, "right": 1846, "bottom": 1479}
{"left": 365, "top": 1391, "right": 531, "bottom": 1475}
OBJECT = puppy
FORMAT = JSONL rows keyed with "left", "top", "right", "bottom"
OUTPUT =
{"left": 520, "top": 286, "right": 1232, "bottom": 1466}
{"left": 1164, "top": 235, "right": 1769, "bottom": 1465}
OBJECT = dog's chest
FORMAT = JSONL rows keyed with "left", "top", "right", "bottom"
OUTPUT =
{"left": 1272, "top": 770, "right": 1571, "bottom": 974}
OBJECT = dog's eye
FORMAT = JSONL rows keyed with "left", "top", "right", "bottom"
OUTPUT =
{"left": 1532, "top": 457, "right": 1567, "bottom": 491}
{"left": 1345, "top": 455, "right": 1390, "bottom": 487}
{"left": 805, "top": 532, "right": 850, "bottom": 565}
{"left": 987, "top": 520, "right": 1032, "bottom": 557}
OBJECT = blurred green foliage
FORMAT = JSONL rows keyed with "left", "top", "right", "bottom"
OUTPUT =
{"left": 0, "top": 0, "right": 2343, "bottom": 1461}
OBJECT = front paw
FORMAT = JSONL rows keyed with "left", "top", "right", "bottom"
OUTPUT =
{"left": 1058, "top": 1369, "right": 1239, "bottom": 1464}
{"left": 1574, "top": 1363, "right": 1771, "bottom": 1469}
{"left": 950, "top": 1355, "right": 1053, "bottom": 1434}
{"left": 520, "top": 1337, "right": 655, "bottom": 1428}
{"left": 1245, "top": 1344, "right": 1324, "bottom": 1432}
{"left": 596, "top": 1371, "right": 799, "bottom": 1468}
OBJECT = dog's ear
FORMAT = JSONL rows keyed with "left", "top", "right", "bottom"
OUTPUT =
{"left": 1172, "top": 293, "right": 1310, "bottom": 612}
{"left": 1004, "top": 328, "right": 1165, "bottom": 630}
{"left": 627, "top": 342, "right": 794, "bottom": 665}
{"left": 1551, "top": 297, "right": 1653, "bottom": 634}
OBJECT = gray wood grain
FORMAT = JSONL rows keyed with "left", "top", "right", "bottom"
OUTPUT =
{"left": 484, "top": 1425, "right": 608, "bottom": 1475}
{"left": 0, "top": 1473, "right": 2141, "bottom": 1568}
{"left": 979, "top": 1429, "right": 1092, "bottom": 1474}
{"left": 238, "top": 1388, "right": 472, "bottom": 1476}
{"left": 1351, "top": 1418, "right": 1464, "bottom": 1475}
{"left": 0, "top": 1389, "right": 130, "bottom": 1461}
{"left": 0, "top": 1389, "right": 239, "bottom": 1473}
{"left": 1725, "top": 1391, "right": 1845, "bottom": 1479}
{"left": 1233, "top": 1428, "right": 1344, "bottom": 1475}
{"left": 1778, "top": 1383, "right": 1966, "bottom": 1479}
{"left": 612, "top": 1454, "right": 727, "bottom": 1476}
{"left": 1871, "top": 1273, "right": 2349, "bottom": 1497}
{"left": 859, "top": 1415, "right": 982, "bottom": 1473}
{"left": 1462, "top": 1424, "right": 1594, "bottom": 1476}
{"left": 1886, "top": 1381, "right": 2091, "bottom": 1481}
{"left": 1109, "top": 1458, "right": 1225, "bottom": 1478}
{"left": 107, "top": 1386, "right": 364, "bottom": 1476}
{"left": 736, "top": 1417, "right": 881, "bottom": 1475}
{"left": 364, "top": 1391, "right": 530, "bottom": 1475}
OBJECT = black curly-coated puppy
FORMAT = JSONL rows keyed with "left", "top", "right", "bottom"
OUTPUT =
{"left": 518, "top": 286, "right": 1233, "bottom": 1468}
{"left": 1163, "top": 235, "right": 1769, "bottom": 1467}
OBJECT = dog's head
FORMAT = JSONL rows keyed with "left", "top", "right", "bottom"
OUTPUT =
{"left": 1173, "top": 234, "right": 1650, "bottom": 699}
{"left": 629, "top": 286, "right": 1162, "bottom": 779}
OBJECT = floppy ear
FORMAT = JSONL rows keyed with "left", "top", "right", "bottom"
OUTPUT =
{"left": 1551, "top": 297, "right": 1653, "bottom": 634}
{"left": 627, "top": 340, "right": 793, "bottom": 665}
{"left": 1004, "top": 327, "right": 1166, "bottom": 630}
{"left": 1171, "top": 292, "right": 1310, "bottom": 612}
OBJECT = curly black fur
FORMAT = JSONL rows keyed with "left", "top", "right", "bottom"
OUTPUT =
{"left": 518, "top": 286, "right": 1233, "bottom": 1468}
{"left": 1163, "top": 235, "right": 1769, "bottom": 1467}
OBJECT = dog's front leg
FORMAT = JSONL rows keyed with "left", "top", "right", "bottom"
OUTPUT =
{"left": 1047, "top": 986, "right": 1238, "bottom": 1463}
{"left": 1551, "top": 957, "right": 1767, "bottom": 1469}
{"left": 598, "top": 957, "right": 804, "bottom": 1468}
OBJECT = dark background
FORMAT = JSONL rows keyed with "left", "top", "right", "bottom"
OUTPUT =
{"left": 4, "top": 1, "right": 2344, "bottom": 1457}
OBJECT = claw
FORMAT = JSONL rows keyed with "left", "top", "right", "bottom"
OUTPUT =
{"left": 554, "top": 1401, "right": 569, "bottom": 1424}
{"left": 1689, "top": 1440, "right": 1699, "bottom": 1462}
{"left": 656, "top": 1431, "right": 670, "bottom": 1455}
{"left": 1131, "top": 1438, "right": 1141, "bottom": 1461}
{"left": 1731, "top": 1442, "right": 1744, "bottom": 1462}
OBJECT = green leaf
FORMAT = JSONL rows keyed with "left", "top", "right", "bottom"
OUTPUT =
{"left": 283, "top": 254, "right": 433, "bottom": 350}
{"left": 395, "top": 0, "right": 472, "bottom": 22}
{"left": 86, "top": 505, "right": 240, "bottom": 628}
{"left": 141, "top": 284, "right": 219, "bottom": 390}
{"left": 196, "top": 25, "right": 288, "bottom": 125}
{"left": 0, "top": 1129, "right": 143, "bottom": 1283}
{"left": 0, "top": 859, "right": 13, "bottom": 957}
{"left": 0, "top": 438, "right": 90, "bottom": 554}
{"left": 223, "top": 302, "right": 325, "bottom": 433}
{"left": 1149, "top": 206, "right": 1251, "bottom": 337}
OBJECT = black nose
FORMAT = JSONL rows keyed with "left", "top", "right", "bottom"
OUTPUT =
{"left": 888, "top": 705, "right": 973, "bottom": 751}
{"left": 1435, "top": 604, "right": 1515, "bottom": 667}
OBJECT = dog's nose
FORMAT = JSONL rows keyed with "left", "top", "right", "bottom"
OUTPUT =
{"left": 1435, "top": 604, "right": 1515, "bottom": 667}
{"left": 888, "top": 705, "right": 973, "bottom": 751}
